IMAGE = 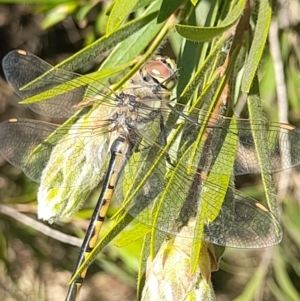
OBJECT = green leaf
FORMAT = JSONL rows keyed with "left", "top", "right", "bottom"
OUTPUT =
{"left": 98, "top": 0, "right": 165, "bottom": 73}
{"left": 106, "top": 0, "right": 140, "bottom": 34}
{"left": 76, "top": 2, "right": 97, "bottom": 21}
{"left": 157, "top": 0, "right": 183, "bottom": 23}
{"left": 137, "top": 234, "right": 151, "bottom": 299}
{"left": 232, "top": 264, "right": 266, "bottom": 301}
{"left": 69, "top": 210, "right": 135, "bottom": 284}
{"left": 0, "top": 232, "right": 7, "bottom": 263}
{"left": 41, "top": 3, "right": 76, "bottom": 29}
{"left": 191, "top": 118, "right": 238, "bottom": 272}
{"left": 175, "top": 0, "right": 246, "bottom": 42}
{"left": 134, "top": 0, "right": 156, "bottom": 11}
{"left": 190, "top": 0, "right": 199, "bottom": 6}
{"left": 53, "top": 10, "right": 159, "bottom": 71}
{"left": 20, "top": 63, "right": 132, "bottom": 104}
{"left": 178, "top": 30, "right": 232, "bottom": 105}
{"left": 273, "top": 248, "right": 300, "bottom": 301}
{"left": 205, "top": 119, "right": 238, "bottom": 221}
{"left": 247, "top": 79, "right": 280, "bottom": 220}
{"left": 241, "top": 0, "right": 272, "bottom": 93}
{"left": 114, "top": 222, "right": 151, "bottom": 247}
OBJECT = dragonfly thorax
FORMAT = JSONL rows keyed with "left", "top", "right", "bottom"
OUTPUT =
{"left": 109, "top": 57, "right": 178, "bottom": 136}
{"left": 113, "top": 92, "right": 161, "bottom": 131}
{"left": 113, "top": 93, "right": 141, "bottom": 132}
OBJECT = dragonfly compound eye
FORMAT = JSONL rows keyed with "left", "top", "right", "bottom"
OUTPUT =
{"left": 145, "top": 58, "right": 177, "bottom": 90}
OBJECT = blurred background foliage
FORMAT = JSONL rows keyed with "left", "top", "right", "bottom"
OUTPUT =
{"left": 0, "top": 0, "right": 299, "bottom": 301}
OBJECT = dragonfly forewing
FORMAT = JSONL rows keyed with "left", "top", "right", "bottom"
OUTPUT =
{"left": 166, "top": 111, "right": 300, "bottom": 176}
{"left": 3, "top": 50, "right": 88, "bottom": 118}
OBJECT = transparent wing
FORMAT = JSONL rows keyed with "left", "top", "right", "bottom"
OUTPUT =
{"left": 2, "top": 50, "right": 116, "bottom": 118}
{"left": 203, "top": 188, "right": 281, "bottom": 248}
{"left": 2, "top": 118, "right": 300, "bottom": 184}
{"left": 0, "top": 100, "right": 114, "bottom": 182}
{"left": 116, "top": 115, "right": 288, "bottom": 247}
{"left": 0, "top": 119, "right": 58, "bottom": 182}
{"left": 117, "top": 139, "right": 282, "bottom": 248}
{"left": 0, "top": 113, "right": 114, "bottom": 222}
{"left": 161, "top": 110, "right": 300, "bottom": 175}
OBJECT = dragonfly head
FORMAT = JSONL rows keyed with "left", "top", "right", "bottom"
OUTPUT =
{"left": 140, "top": 56, "right": 178, "bottom": 91}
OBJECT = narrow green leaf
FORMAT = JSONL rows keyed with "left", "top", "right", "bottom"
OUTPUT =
{"left": 282, "top": 204, "right": 300, "bottom": 250}
{"left": 76, "top": 3, "right": 96, "bottom": 21}
{"left": 178, "top": 31, "right": 232, "bottom": 105}
{"left": 269, "top": 280, "right": 292, "bottom": 301}
{"left": 0, "top": 232, "right": 7, "bottom": 262}
{"left": 175, "top": 0, "right": 246, "bottom": 42}
{"left": 42, "top": 3, "right": 76, "bottom": 29}
{"left": 134, "top": 0, "right": 156, "bottom": 11}
{"left": 204, "top": 119, "right": 238, "bottom": 221}
{"left": 274, "top": 248, "right": 300, "bottom": 301}
{"left": 137, "top": 235, "right": 151, "bottom": 300}
{"left": 20, "top": 63, "right": 132, "bottom": 104}
{"left": 241, "top": 0, "right": 272, "bottom": 93}
{"left": 114, "top": 222, "right": 151, "bottom": 247}
{"left": 247, "top": 79, "right": 279, "bottom": 221}
{"left": 232, "top": 264, "right": 266, "bottom": 301}
{"left": 53, "top": 10, "right": 158, "bottom": 71}
{"left": 157, "top": 0, "right": 183, "bottom": 23}
{"left": 69, "top": 211, "right": 135, "bottom": 283}
{"left": 190, "top": 118, "right": 238, "bottom": 272}
{"left": 190, "top": 0, "right": 199, "bottom": 6}
{"left": 106, "top": 0, "right": 139, "bottom": 34}
{"left": 98, "top": 0, "right": 164, "bottom": 72}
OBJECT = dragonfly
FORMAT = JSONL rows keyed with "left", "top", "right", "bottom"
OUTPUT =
{"left": 1, "top": 50, "right": 300, "bottom": 301}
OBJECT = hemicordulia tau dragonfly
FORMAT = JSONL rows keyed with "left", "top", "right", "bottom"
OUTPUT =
{"left": 1, "top": 50, "right": 300, "bottom": 301}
